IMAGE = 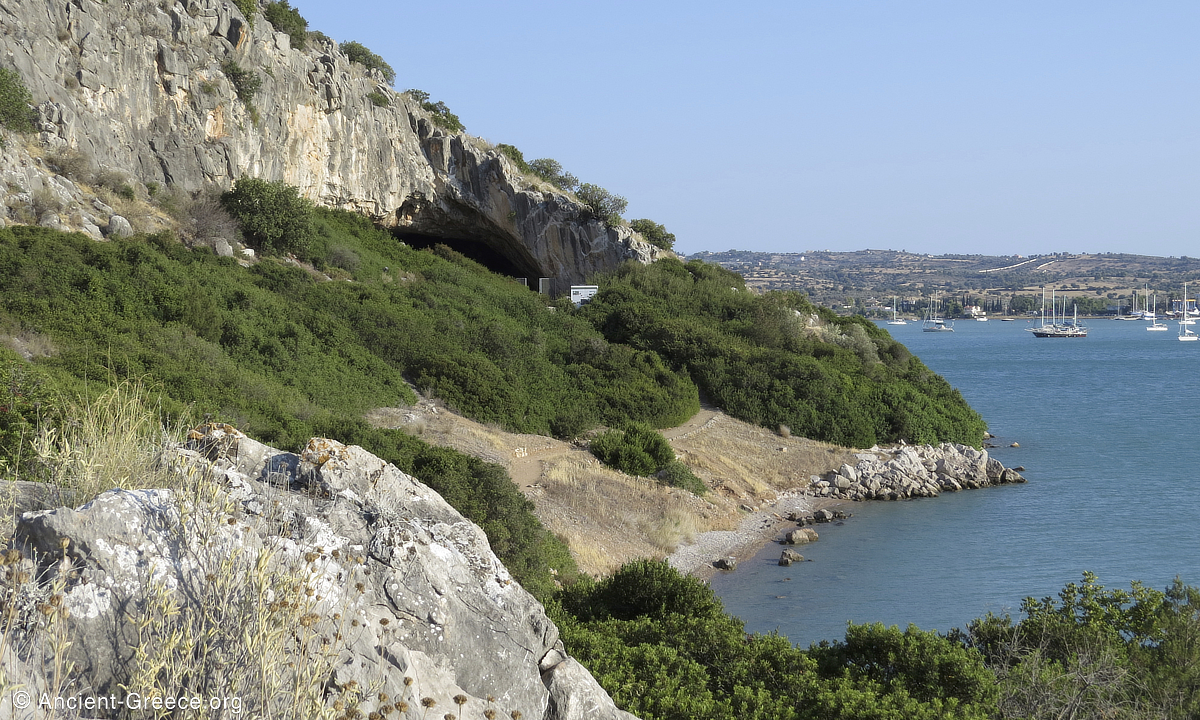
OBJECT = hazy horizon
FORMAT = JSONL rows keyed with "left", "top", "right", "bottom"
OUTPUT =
{"left": 301, "top": 1, "right": 1198, "bottom": 260}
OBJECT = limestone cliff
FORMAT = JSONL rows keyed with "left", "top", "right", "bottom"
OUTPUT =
{"left": 0, "top": 0, "right": 667, "bottom": 285}
{"left": 3, "top": 426, "right": 636, "bottom": 719}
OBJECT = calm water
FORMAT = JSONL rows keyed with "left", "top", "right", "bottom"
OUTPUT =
{"left": 709, "top": 318, "right": 1200, "bottom": 647}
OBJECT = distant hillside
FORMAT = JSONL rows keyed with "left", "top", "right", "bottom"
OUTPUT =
{"left": 691, "top": 249, "right": 1200, "bottom": 315}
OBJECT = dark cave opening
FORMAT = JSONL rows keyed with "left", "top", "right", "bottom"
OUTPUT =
{"left": 394, "top": 231, "right": 542, "bottom": 289}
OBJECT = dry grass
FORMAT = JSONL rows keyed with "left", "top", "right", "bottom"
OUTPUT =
{"left": 369, "top": 400, "right": 857, "bottom": 576}
{"left": 122, "top": 467, "right": 346, "bottom": 719}
{"left": 0, "top": 328, "right": 58, "bottom": 360}
{"left": 32, "top": 379, "right": 188, "bottom": 502}
{"left": 0, "top": 385, "right": 352, "bottom": 718}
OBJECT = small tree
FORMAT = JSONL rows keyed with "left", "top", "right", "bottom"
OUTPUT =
{"left": 221, "top": 60, "right": 262, "bottom": 104}
{"left": 576, "top": 183, "right": 627, "bottom": 226}
{"left": 405, "top": 89, "right": 464, "bottom": 133}
{"left": 0, "top": 67, "right": 35, "bottom": 133}
{"left": 629, "top": 218, "right": 675, "bottom": 251}
{"left": 220, "top": 177, "right": 319, "bottom": 259}
{"left": 342, "top": 41, "right": 395, "bottom": 85}
{"left": 263, "top": 0, "right": 308, "bottom": 49}
{"left": 528, "top": 158, "right": 579, "bottom": 191}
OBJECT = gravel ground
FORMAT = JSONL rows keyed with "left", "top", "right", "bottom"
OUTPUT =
{"left": 668, "top": 492, "right": 818, "bottom": 579}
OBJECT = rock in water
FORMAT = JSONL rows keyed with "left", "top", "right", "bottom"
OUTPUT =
{"left": 779, "top": 549, "right": 804, "bottom": 566}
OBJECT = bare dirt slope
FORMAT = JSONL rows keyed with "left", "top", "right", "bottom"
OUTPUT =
{"left": 367, "top": 401, "right": 858, "bottom": 576}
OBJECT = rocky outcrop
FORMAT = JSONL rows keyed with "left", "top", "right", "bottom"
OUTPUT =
{"left": 2, "top": 425, "right": 637, "bottom": 720}
{"left": 807, "top": 443, "right": 1026, "bottom": 501}
{"left": 0, "top": 0, "right": 667, "bottom": 285}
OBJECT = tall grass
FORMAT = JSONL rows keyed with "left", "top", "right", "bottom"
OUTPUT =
{"left": 31, "top": 379, "right": 187, "bottom": 503}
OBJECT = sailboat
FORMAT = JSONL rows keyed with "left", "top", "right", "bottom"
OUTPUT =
{"left": 1147, "top": 294, "right": 1168, "bottom": 331}
{"left": 1028, "top": 287, "right": 1087, "bottom": 338}
{"left": 922, "top": 292, "right": 954, "bottom": 332}
{"left": 1180, "top": 284, "right": 1197, "bottom": 342}
{"left": 886, "top": 296, "right": 907, "bottom": 326}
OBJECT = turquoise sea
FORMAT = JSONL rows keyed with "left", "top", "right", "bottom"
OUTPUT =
{"left": 709, "top": 317, "right": 1200, "bottom": 648}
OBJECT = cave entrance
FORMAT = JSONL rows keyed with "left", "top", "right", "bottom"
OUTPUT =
{"left": 394, "top": 231, "right": 544, "bottom": 289}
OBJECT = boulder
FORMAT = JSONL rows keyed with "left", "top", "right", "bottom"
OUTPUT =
{"left": 8, "top": 428, "right": 636, "bottom": 719}
{"left": 779, "top": 549, "right": 804, "bottom": 566}
{"left": 104, "top": 214, "right": 134, "bottom": 237}
{"left": 783, "top": 528, "right": 818, "bottom": 544}
{"left": 713, "top": 557, "right": 737, "bottom": 571}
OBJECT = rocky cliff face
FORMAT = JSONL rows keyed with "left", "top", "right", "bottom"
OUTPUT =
{"left": 3, "top": 425, "right": 636, "bottom": 719}
{"left": 0, "top": 0, "right": 666, "bottom": 285}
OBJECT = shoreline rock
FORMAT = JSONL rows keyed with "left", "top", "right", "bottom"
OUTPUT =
{"left": 807, "top": 443, "right": 1025, "bottom": 502}
{"left": 668, "top": 443, "right": 1025, "bottom": 578}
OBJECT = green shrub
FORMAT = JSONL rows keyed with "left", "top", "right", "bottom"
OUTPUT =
{"left": 405, "top": 89, "right": 464, "bottom": 133}
{"left": 221, "top": 60, "right": 262, "bottom": 104}
{"left": 366, "top": 91, "right": 389, "bottom": 107}
{"left": 263, "top": 0, "right": 307, "bottom": 49}
{"left": 549, "top": 405, "right": 595, "bottom": 440}
{"left": 559, "top": 559, "right": 724, "bottom": 622}
{"left": 496, "top": 144, "right": 531, "bottom": 174}
{"left": 232, "top": 0, "right": 256, "bottom": 27}
{"left": 658, "top": 460, "right": 705, "bottom": 494}
{"left": 576, "top": 183, "right": 627, "bottom": 226}
{"left": 341, "top": 41, "right": 395, "bottom": 85}
{"left": 630, "top": 218, "right": 676, "bottom": 251}
{"left": 529, "top": 158, "right": 579, "bottom": 192}
{"left": 0, "top": 355, "right": 60, "bottom": 470}
{"left": 220, "top": 177, "right": 319, "bottom": 258}
{"left": 555, "top": 560, "right": 997, "bottom": 720}
{"left": 0, "top": 67, "right": 35, "bottom": 133}
{"left": 589, "top": 422, "right": 704, "bottom": 492}
{"left": 580, "top": 258, "right": 986, "bottom": 447}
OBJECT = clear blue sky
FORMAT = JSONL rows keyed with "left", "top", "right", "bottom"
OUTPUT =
{"left": 299, "top": 1, "right": 1198, "bottom": 258}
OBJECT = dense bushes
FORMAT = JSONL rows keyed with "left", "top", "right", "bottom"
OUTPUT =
{"left": 0, "top": 67, "right": 34, "bottom": 134}
{"left": 263, "top": 0, "right": 308, "bottom": 49}
{"left": 956, "top": 571, "right": 1200, "bottom": 719}
{"left": 589, "top": 422, "right": 705, "bottom": 494}
{"left": 558, "top": 563, "right": 1200, "bottom": 720}
{"left": 630, "top": 218, "right": 676, "bottom": 251}
{"left": 581, "top": 259, "right": 986, "bottom": 447}
{"left": 0, "top": 223, "right": 580, "bottom": 597}
{"left": 341, "top": 41, "right": 395, "bottom": 85}
{"left": 220, "top": 177, "right": 320, "bottom": 259}
{"left": 553, "top": 560, "right": 998, "bottom": 720}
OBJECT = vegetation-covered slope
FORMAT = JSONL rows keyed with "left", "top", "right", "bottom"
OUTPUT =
{"left": 580, "top": 259, "right": 985, "bottom": 448}
{"left": 551, "top": 561, "right": 1200, "bottom": 720}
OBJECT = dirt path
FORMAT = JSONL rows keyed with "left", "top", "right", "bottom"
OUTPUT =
{"left": 366, "top": 399, "right": 857, "bottom": 576}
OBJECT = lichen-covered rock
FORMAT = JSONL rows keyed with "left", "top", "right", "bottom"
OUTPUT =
{"left": 7, "top": 426, "right": 638, "bottom": 720}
